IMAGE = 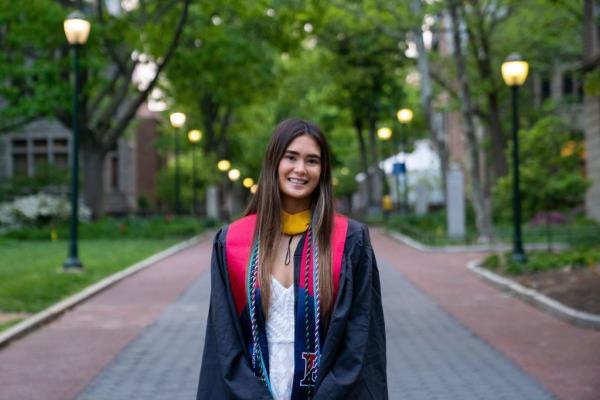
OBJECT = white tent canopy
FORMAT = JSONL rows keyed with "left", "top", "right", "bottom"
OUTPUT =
{"left": 355, "top": 140, "right": 444, "bottom": 206}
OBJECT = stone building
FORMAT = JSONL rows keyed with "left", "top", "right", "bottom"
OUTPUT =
{"left": 582, "top": 0, "right": 600, "bottom": 222}
{"left": 0, "top": 104, "right": 162, "bottom": 214}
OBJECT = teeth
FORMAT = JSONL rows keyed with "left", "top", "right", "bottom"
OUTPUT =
{"left": 289, "top": 178, "right": 307, "bottom": 184}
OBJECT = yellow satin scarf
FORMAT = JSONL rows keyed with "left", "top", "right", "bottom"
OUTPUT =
{"left": 281, "top": 209, "right": 311, "bottom": 235}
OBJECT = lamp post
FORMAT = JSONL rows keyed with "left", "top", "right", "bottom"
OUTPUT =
{"left": 63, "top": 11, "right": 91, "bottom": 270}
{"left": 242, "top": 177, "right": 254, "bottom": 189}
{"left": 216, "top": 159, "right": 231, "bottom": 219}
{"left": 227, "top": 168, "right": 241, "bottom": 218}
{"left": 377, "top": 127, "right": 397, "bottom": 211}
{"left": 217, "top": 159, "right": 231, "bottom": 172}
{"left": 397, "top": 108, "right": 413, "bottom": 213}
{"left": 169, "top": 112, "right": 186, "bottom": 214}
{"left": 228, "top": 168, "right": 241, "bottom": 182}
{"left": 187, "top": 129, "right": 202, "bottom": 216}
{"left": 502, "top": 53, "right": 529, "bottom": 262}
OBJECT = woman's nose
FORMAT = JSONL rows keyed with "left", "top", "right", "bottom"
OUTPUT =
{"left": 293, "top": 161, "right": 307, "bottom": 174}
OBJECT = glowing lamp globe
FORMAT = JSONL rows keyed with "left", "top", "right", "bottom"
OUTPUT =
{"left": 188, "top": 129, "right": 202, "bottom": 143}
{"left": 228, "top": 168, "right": 241, "bottom": 181}
{"left": 169, "top": 112, "right": 186, "bottom": 128}
{"left": 397, "top": 108, "right": 413, "bottom": 124}
{"left": 377, "top": 127, "right": 392, "bottom": 140}
{"left": 217, "top": 159, "right": 231, "bottom": 171}
{"left": 243, "top": 177, "right": 254, "bottom": 188}
{"left": 64, "top": 12, "right": 91, "bottom": 45}
{"left": 501, "top": 53, "right": 529, "bottom": 87}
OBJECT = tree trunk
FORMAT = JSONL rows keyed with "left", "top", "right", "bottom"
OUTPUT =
{"left": 447, "top": 0, "right": 493, "bottom": 242}
{"left": 411, "top": 0, "right": 449, "bottom": 201}
{"left": 81, "top": 144, "right": 108, "bottom": 220}
{"left": 353, "top": 116, "right": 373, "bottom": 213}
{"left": 487, "top": 92, "right": 508, "bottom": 179}
{"left": 368, "top": 114, "right": 383, "bottom": 211}
{"left": 460, "top": 2, "right": 508, "bottom": 180}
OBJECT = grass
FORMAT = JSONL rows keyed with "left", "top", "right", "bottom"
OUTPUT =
{"left": 0, "top": 238, "right": 180, "bottom": 314}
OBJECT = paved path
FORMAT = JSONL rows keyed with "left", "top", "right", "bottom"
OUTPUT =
{"left": 1, "top": 229, "right": 599, "bottom": 399}
{"left": 371, "top": 229, "right": 600, "bottom": 400}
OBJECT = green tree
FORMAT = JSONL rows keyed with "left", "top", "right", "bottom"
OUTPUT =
{"left": 310, "top": 0, "right": 411, "bottom": 211}
{"left": 0, "top": 0, "right": 70, "bottom": 131}
{"left": 493, "top": 116, "right": 589, "bottom": 222}
{"left": 1, "top": 0, "right": 191, "bottom": 218}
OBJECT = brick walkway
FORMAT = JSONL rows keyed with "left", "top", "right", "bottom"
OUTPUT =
{"left": 371, "top": 228, "right": 600, "bottom": 400}
{"left": 1, "top": 229, "right": 598, "bottom": 400}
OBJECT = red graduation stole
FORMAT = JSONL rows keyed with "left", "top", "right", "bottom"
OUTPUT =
{"left": 225, "top": 213, "right": 348, "bottom": 316}
{"left": 225, "top": 213, "right": 349, "bottom": 398}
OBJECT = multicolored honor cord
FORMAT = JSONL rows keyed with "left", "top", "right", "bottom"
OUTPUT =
{"left": 247, "top": 225, "right": 321, "bottom": 399}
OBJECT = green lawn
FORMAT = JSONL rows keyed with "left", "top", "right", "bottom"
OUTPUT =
{"left": 0, "top": 238, "right": 180, "bottom": 313}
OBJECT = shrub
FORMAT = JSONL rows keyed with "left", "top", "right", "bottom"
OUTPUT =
{"left": 492, "top": 116, "right": 589, "bottom": 224}
{"left": 0, "top": 164, "right": 69, "bottom": 202}
{"left": 2, "top": 215, "right": 212, "bottom": 240}
{"left": 0, "top": 194, "right": 90, "bottom": 231}
{"left": 482, "top": 248, "right": 600, "bottom": 275}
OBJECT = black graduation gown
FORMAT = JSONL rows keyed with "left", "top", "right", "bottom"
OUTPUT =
{"left": 196, "top": 218, "right": 387, "bottom": 400}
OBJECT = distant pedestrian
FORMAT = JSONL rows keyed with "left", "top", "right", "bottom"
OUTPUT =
{"left": 196, "top": 118, "right": 387, "bottom": 399}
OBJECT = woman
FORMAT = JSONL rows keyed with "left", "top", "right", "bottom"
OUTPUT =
{"left": 197, "top": 118, "right": 387, "bottom": 400}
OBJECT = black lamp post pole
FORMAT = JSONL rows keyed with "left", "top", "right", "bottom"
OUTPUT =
{"left": 174, "top": 128, "right": 181, "bottom": 214}
{"left": 392, "top": 126, "right": 402, "bottom": 212}
{"left": 401, "top": 124, "right": 409, "bottom": 214}
{"left": 191, "top": 144, "right": 197, "bottom": 216}
{"left": 64, "top": 44, "right": 83, "bottom": 270}
{"left": 511, "top": 85, "right": 526, "bottom": 262}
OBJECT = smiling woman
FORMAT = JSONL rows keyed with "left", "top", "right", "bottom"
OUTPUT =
{"left": 278, "top": 135, "right": 322, "bottom": 214}
{"left": 197, "top": 118, "right": 387, "bottom": 400}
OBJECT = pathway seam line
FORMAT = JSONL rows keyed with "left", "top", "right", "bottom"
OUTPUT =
{"left": 0, "top": 232, "right": 212, "bottom": 349}
{"left": 467, "top": 260, "right": 600, "bottom": 330}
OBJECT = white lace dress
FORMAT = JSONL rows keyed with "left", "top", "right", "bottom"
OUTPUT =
{"left": 266, "top": 276, "right": 295, "bottom": 400}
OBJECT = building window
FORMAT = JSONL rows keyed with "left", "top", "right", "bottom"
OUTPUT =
{"left": 541, "top": 77, "right": 551, "bottom": 102}
{"left": 12, "top": 154, "right": 27, "bottom": 176}
{"left": 54, "top": 153, "right": 68, "bottom": 170}
{"left": 32, "top": 138, "right": 49, "bottom": 175}
{"left": 9, "top": 136, "right": 70, "bottom": 177}
{"left": 11, "top": 139, "right": 28, "bottom": 176}
{"left": 563, "top": 73, "right": 573, "bottom": 100}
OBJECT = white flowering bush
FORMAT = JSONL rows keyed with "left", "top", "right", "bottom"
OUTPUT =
{"left": 0, "top": 194, "right": 91, "bottom": 230}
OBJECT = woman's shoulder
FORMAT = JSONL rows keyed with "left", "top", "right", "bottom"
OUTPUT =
{"left": 336, "top": 214, "right": 371, "bottom": 247}
{"left": 336, "top": 213, "right": 368, "bottom": 235}
{"left": 213, "top": 214, "right": 257, "bottom": 245}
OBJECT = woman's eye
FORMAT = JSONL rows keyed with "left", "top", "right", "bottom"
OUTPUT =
{"left": 285, "top": 155, "right": 295, "bottom": 161}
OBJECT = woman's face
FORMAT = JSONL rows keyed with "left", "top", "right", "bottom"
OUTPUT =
{"left": 278, "top": 134, "right": 322, "bottom": 213}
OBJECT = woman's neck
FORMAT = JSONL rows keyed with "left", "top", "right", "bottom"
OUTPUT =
{"left": 281, "top": 198, "right": 310, "bottom": 214}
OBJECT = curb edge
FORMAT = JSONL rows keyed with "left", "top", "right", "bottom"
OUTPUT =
{"left": 467, "top": 260, "right": 600, "bottom": 330}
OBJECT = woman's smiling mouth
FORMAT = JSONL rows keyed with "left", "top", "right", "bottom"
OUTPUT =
{"left": 288, "top": 177, "right": 308, "bottom": 185}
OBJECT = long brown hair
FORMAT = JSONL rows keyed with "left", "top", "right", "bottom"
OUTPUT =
{"left": 245, "top": 117, "right": 335, "bottom": 321}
